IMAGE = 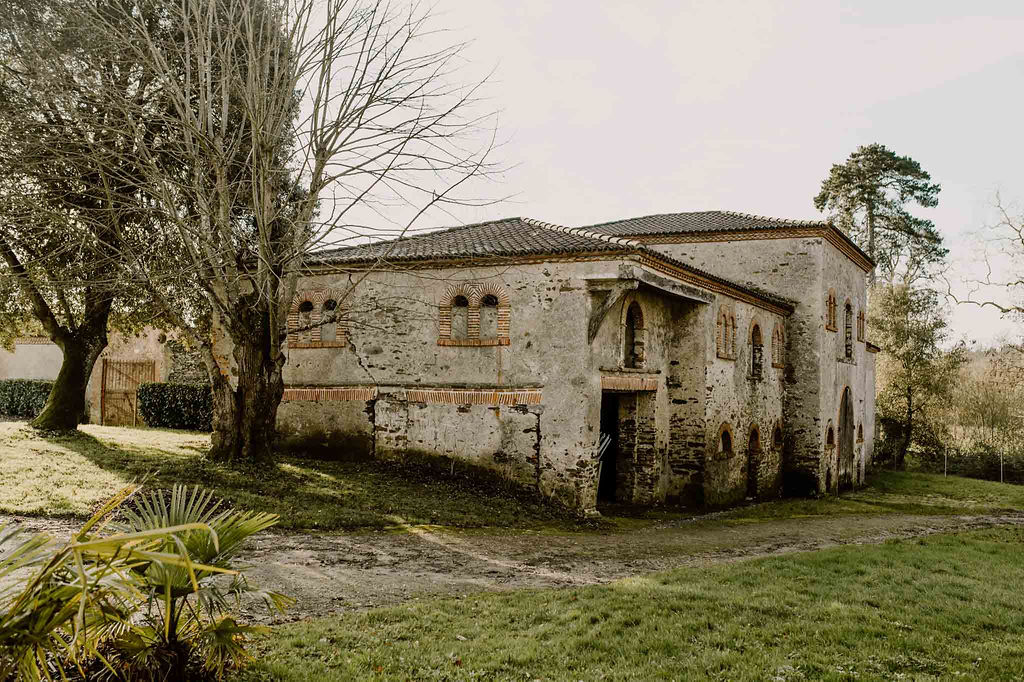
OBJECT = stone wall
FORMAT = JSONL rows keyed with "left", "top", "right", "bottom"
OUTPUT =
{"left": 278, "top": 254, "right": 791, "bottom": 511}
{"left": 646, "top": 235, "right": 874, "bottom": 495}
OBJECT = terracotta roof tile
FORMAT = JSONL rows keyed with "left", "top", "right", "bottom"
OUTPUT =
{"left": 582, "top": 210, "right": 829, "bottom": 236}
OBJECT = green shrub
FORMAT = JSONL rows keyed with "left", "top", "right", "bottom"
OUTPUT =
{"left": 0, "top": 379, "right": 53, "bottom": 418}
{"left": 137, "top": 382, "right": 212, "bottom": 432}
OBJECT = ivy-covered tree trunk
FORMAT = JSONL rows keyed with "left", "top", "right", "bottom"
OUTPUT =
{"left": 31, "top": 334, "right": 107, "bottom": 430}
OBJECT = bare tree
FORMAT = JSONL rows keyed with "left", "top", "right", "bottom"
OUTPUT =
{"left": 71, "top": 0, "right": 498, "bottom": 462}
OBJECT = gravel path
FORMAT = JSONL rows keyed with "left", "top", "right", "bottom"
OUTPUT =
{"left": 6, "top": 511, "right": 1024, "bottom": 623}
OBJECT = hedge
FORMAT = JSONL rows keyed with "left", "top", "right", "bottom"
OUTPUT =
{"left": 0, "top": 379, "right": 54, "bottom": 418}
{"left": 137, "top": 382, "right": 213, "bottom": 432}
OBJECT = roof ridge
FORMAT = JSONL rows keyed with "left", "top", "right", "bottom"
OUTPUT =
{"left": 314, "top": 216, "right": 525, "bottom": 256}
{"left": 716, "top": 210, "right": 829, "bottom": 227}
{"left": 521, "top": 217, "right": 643, "bottom": 249}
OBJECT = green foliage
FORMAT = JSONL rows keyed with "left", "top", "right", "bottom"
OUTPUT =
{"left": 90, "top": 486, "right": 290, "bottom": 680}
{"left": 815, "top": 143, "right": 944, "bottom": 284}
{"left": 0, "top": 485, "right": 286, "bottom": 681}
{"left": 871, "top": 285, "right": 967, "bottom": 468}
{"left": 0, "top": 379, "right": 53, "bottom": 418}
{"left": 137, "top": 383, "right": 212, "bottom": 432}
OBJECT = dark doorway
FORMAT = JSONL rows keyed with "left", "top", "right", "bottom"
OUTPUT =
{"left": 838, "top": 387, "right": 855, "bottom": 490}
{"left": 598, "top": 393, "right": 620, "bottom": 502}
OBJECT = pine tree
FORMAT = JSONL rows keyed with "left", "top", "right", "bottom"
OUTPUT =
{"left": 814, "top": 144, "right": 944, "bottom": 285}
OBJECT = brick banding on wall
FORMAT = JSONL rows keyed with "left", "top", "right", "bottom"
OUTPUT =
{"left": 405, "top": 388, "right": 542, "bottom": 406}
{"left": 601, "top": 375, "right": 659, "bottom": 392}
{"left": 282, "top": 386, "right": 378, "bottom": 401}
{"left": 14, "top": 337, "right": 55, "bottom": 345}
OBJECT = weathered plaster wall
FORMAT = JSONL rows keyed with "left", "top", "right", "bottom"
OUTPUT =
{"left": 281, "top": 254, "right": 790, "bottom": 512}
{"left": 818, "top": 242, "right": 874, "bottom": 491}
{"left": 702, "top": 295, "right": 786, "bottom": 506}
{"left": 281, "top": 260, "right": 598, "bottom": 508}
{"left": 0, "top": 340, "right": 63, "bottom": 381}
{"left": 648, "top": 238, "right": 823, "bottom": 494}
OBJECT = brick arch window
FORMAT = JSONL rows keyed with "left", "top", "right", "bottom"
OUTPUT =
{"left": 771, "top": 322, "right": 785, "bottom": 368}
{"left": 288, "top": 289, "right": 348, "bottom": 348}
{"left": 826, "top": 289, "right": 837, "bottom": 331}
{"left": 717, "top": 306, "right": 736, "bottom": 360}
{"left": 479, "top": 294, "right": 499, "bottom": 339}
{"left": 451, "top": 295, "right": 470, "bottom": 339}
{"left": 719, "top": 423, "right": 734, "bottom": 454}
{"left": 857, "top": 309, "right": 866, "bottom": 342}
{"left": 321, "top": 299, "right": 338, "bottom": 342}
{"left": 438, "top": 282, "right": 511, "bottom": 346}
{"left": 624, "top": 301, "right": 645, "bottom": 368}
{"left": 844, "top": 300, "right": 854, "bottom": 359}
{"left": 749, "top": 322, "right": 763, "bottom": 380}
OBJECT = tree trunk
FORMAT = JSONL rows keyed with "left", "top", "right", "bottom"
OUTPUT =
{"left": 206, "top": 328, "right": 284, "bottom": 466}
{"left": 30, "top": 335, "right": 107, "bottom": 431}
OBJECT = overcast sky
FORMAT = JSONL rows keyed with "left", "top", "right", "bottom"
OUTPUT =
{"left": 426, "top": 0, "right": 1024, "bottom": 345}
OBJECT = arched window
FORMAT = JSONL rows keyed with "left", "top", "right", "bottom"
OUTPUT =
{"left": 728, "top": 313, "right": 737, "bottom": 358}
{"left": 479, "top": 294, "right": 499, "bottom": 339}
{"left": 857, "top": 423, "right": 864, "bottom": 443}
{"left": 773, "top": 424, "right": 783, "bottom": 451}
{"left": 826, "top": 289, "right": 837, "bottom": 331}
{"left": 451, "top": 295, "right": 469, "bottom": 340}
{"left": 772, "top": 323, "right": 785, "bottom": 368}
{"left": 844, "top": 300, "right": 853, "bottom": 359}
{"left": 321, "top": 299, "right": 338, "bottom": 342}
{"left": 297, "top": 300, "right": 314, "bottom": 343}
{"left": 750, "top": 323, "right": 763, "bottom": 380}
{"left": 624, "top": 302, "right": 645, "bottom": 368}
{"left": 826, "top": 423, "right": 835, "bottom": 448}
{"left": 719, "top": 425, "right": 733, "bottom": 454}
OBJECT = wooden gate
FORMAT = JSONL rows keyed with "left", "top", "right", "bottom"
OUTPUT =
{"left": 101, "top": 359, "right": 156, "bottom": 427}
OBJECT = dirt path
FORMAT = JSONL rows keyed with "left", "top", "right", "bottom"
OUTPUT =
{"left": 7, "top": 512, "right": 1024, "bottom": 623}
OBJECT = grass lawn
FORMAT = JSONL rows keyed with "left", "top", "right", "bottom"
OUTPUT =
{"left": 0, "top": 422, "right": 574, "bottom": 531}
{"left": 721, "top": 470, "right": 1024, "bottom": 523}
{"left": 237, "top": 526, "right": 1024, "bottom": 681}
{"left": 3, "top": 420, "right": 1024, "bottom": 533}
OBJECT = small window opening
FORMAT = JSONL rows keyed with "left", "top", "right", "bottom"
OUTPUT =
{"left": 844, "top": 302, "right": 853, "bottom": 359}
{"left": 857, "top": 423, "right": 864, "bottom": 443}
{"left": 451, "top": 295, "right": 469, "bottom": 339}
{"left": 297, "top": 300, "right": 314, "bottom": 342}
{"left": 624, "top": 302, "right": 645, "bottom": 368}
{"left": 826, "top": 425, "right": 835, "bottom": 447}
{"left": 773, "top": 425, "right": 783, "bottom": 451}
{"left": 750, "top": 324, "right": 763, "bottom": 379}
{"left": 720, "top": 429, "right": 732, "bottom": 454}
{"left": 480, "top": 294, "right": 499, "bottom": 339}
{"left": 322, "top": 299, "right": 338, "bottom": 342}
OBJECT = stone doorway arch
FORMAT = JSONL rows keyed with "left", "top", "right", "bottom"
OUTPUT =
{"left": 838, "top": 387, "right": 855, "bottom": 491}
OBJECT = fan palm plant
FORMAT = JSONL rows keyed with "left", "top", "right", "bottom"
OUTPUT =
{"left": 0, "top": 485, "right": 232, "bottom": 681}
{"left": 96, "top": 486, "right": 292, "bottom": 681}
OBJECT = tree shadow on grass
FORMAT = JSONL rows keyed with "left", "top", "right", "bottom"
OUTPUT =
{"left": 39, "top": 427, "right": 583, "bottom": 533}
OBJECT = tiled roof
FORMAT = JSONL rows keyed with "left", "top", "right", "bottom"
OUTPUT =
{"left": 310, "top": 217, "right": 634, "bottom": 264}
{"left": 582, "top": 210, "right": 829, "bottom": 237}
{"left": 308, "top": 217, "right": 795, "bottom": 312}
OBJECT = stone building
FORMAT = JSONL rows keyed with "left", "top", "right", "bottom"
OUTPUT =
{"left": 277, "top": 211, "right": 877, "bottom": 512}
